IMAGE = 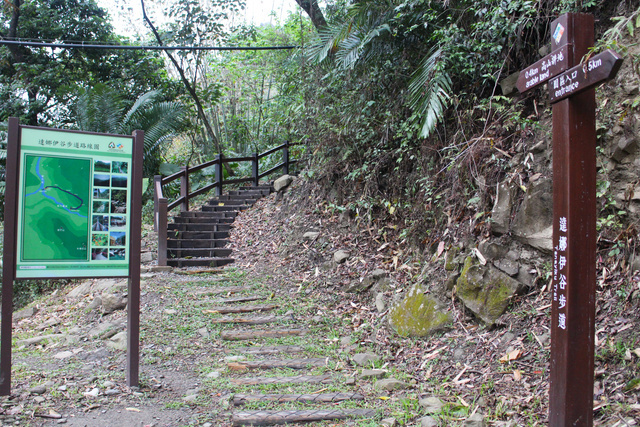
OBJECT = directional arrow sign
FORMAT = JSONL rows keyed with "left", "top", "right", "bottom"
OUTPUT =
{"left": 517, "top": 44, "right": 571, "bottom": 93}
{"left": 549, "top": 49, "right": 623, "bottom": 103}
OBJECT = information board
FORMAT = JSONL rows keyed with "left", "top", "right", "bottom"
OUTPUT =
{"left": 15, "top": 127, "right": 134, "bottom": 278}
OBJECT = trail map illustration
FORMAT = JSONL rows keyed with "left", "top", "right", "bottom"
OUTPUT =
{"left": 21, "top": 155, "right": 91, "bottom": 261}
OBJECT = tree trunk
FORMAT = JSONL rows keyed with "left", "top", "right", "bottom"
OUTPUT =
{"left": 140, "top": 0, "right": 222, "bottom": 157}
{"left": 293, "top": 0, "right": 327, "bottom": 30}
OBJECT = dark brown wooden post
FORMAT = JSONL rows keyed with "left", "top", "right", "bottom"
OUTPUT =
{"left": 157, "top": 196, "right": 168, "bottom": 266}
{"left": 252, "top": 152, "right": 259, "bottom": 187}
{"left": 283, "top": 141, "right": 290, "bottom": 175}
{"left": 180, "top": 165, "right": 189, "bottom": 212}
{"left": 549, "top": 14, "right": 596, "bottom": 426}
{"left": 127, "top": 129, "right": 144, "bottom": 388}
{"left": 215, "top": 154, "right": 223, "bottom": 197}
{"left": 153, "top": 175, "right": 162, "bottom": 232}
{"left": 1, "top": 117, "right": 20, "bottom": 395}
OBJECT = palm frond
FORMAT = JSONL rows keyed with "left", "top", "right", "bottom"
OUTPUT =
{"left": 307, "top": 1, "right": 392, "bottom": 69}
{"left": 76, "top": 87, "right": 124, "bottom": 134}
{"left": 408, "top": 48, "right": 452, "bottom": 138}
{"left": 119, "top": 90, "right": 162, "bottom": 133}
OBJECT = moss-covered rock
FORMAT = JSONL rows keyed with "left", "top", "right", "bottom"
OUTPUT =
{"left": 456, "top": 256, "right": 522, "bottom": 326}
{"left": 444, "top": 247, "right": 461, "bottom": 271}
{"left": 388, "top": 285, "right": 451, "bottom": 337}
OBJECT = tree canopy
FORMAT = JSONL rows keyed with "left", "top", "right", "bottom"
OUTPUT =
{"left": 0, "top": 0, "right": 177, "bottom": 125}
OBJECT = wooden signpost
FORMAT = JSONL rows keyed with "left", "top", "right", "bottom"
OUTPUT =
{"left": 1, "top": 119, "right": 144, "bottom": 395}
{"left": 518, "top": 13, "right": 622, "bottom": 426}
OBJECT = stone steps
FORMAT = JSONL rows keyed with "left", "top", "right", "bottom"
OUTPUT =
{"left": 231, "top": 409, "right": 375, "bottom": 426}
{"left": 212, "top": 287, "right": 377, "bottom": 426}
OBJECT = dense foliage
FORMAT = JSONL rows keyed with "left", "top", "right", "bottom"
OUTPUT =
{"left": 0, "top": 0, "right": 178, "bottom": 126}
{"left": 275, "top": 0, "right": 639, "bottom": 248}
{"left": 2, "top": 0, "right": 640, "bottom": 305}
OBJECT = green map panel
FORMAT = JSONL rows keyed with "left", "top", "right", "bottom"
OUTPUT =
{"left": 22, "top": 155, "right": 91, "bottom": 261}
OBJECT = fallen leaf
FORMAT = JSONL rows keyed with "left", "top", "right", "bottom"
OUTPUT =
{"left": 499, "top": 349, "right": 523, "bottom": 363}
{"left": 227, "top": 362, "right": 248, "bottom": 372}
{"left": 513, "top": 369, "right": 522, "bottom": 381}
{"left": 378, "top": 396, "right": 390, "bottom": 401}
{"left": 377, "top": 242, "right": 389, "bottom": 252}
{"left": 436, "top": 241, "right": 445, "bottom": 258}
{"left": 472, "top": 248, "right": 486, "bottom": 265}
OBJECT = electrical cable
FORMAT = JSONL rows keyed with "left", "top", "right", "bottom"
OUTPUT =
{"left": 0, "top": 39, "right": 299, "bottom": 51}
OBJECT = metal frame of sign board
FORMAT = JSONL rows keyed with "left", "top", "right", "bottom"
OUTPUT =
{"left": 1, "top": 118, "right": 144, "bottom": 394}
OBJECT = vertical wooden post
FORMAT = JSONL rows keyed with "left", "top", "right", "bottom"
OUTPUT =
{"left": 1, "top": 117, "right": 20, "bottom": 396}
{"left": 180, "top": 165, "right": 189, "bottom": 212}
{"left": 157, "top": 197, "right": 168, "bottom": 267}
{"left": 549, "top": 13, "right": 596, "bottom": 426}
{"left": 153, "top": 175, "right": 161, "bottom": 232}
{"left": 215, "top": 154, "right": 223, "bottom": 197}
{"left": 283, "top": 141, "right": 290, "bottom": 175}
{"left": 127, "top": 130, "right": 144, "bottom": 388}
{"left": 252, "top": 152, "right": 259, "bottom": 187}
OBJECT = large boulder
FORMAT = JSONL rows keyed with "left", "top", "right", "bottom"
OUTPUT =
{"left": 388, "top": 284, "right": 451, "bottom": 337}
{"left": 274, "top": 175, "right": 294, "bottom": 192}
{"left": 511, "top": 179, "right": 553, "bottom": 252}
{"left": 491, "top": 181, "right": 517, "bottom": 235}
{"left": 456, "top": 257, "right": 522, "bottom": 326}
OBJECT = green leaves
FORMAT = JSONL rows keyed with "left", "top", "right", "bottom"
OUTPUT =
{"left": 75, "top": 86, "right": 186, "bottom": 177}
{"left": 408, "top": 48, "right": 452, "bottom": 138}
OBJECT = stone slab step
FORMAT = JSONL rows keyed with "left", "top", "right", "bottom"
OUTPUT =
{"left": 228, "top": 358, "right": 328, "bottom": 370}
{"left": 232, "top": 392, "right": 365, "bottom": 406}
{"left": 210, "top": 315, "right": 286, "bottom": 325}
{"left": 224, "top": 345, "right": 305, "bottom": 355}
{"left": 195, "top": 286, "right": 252, "bottom": 296}
{"left": 167, "top": 257, "right": 235, "bottom": 268}
{"left": 169, "top": 231, "right": 229, "bottom": 240}
{"left": 168, "top": 223, "right": 232, "bottom": 232}
{"left": 168, "top": 248, "right": 233, "bottom": 258}
{"left": 231, "top": 409, "right": 375, "bottom": 426}
{"left": 167, "top": 239, "right": 229, "bottom": 249}
{"left": 221, "top": 329, "right": 308, "bottom": 341}
{"left": 230, "top": 374, "right": 333, "bottom": 386}
{"left": 204, "top": 304, "right": 278, "bottom": 315}
{"left": 214, "top": 296, "right": 266, "bottom": 304}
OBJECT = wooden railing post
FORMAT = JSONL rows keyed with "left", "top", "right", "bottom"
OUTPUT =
{"left": 252, "top": 152, "right": 259, "bottom": 186}
{"left": 180, "top": 165, "right": 189, "bottom": 212}
{"left": 215, "top": 154, "right": 223, "bottom": 196}
{"left": 153, "top": 175, "right": 162, "bottom": 232}
{"left": 157, "top": 197, "right": 168, "bottom": 266}
{"left": 283, "top": 141, "right": 290, "bottom": 175}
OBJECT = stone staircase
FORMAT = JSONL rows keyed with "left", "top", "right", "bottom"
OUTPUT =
{"left": 208, "top": 290, "right": 377, "bottom": 426}
{"left": 165, "top": 185, "right": 272, "bottom": 268}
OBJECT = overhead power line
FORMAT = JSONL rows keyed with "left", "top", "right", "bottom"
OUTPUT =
{"left": 0, "top": 39, "right": 299, "bottom": 51}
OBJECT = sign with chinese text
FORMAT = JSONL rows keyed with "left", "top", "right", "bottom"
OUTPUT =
{"left": 516, "top": 44, "right": 571, "bottom": 93}
{"left": 15, "top": 127, "right": 134, "bottom": 278}
{"left": 549, "top": 49, "right": 623, "bottom": 103}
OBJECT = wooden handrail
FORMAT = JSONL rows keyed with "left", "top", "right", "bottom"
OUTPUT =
{"left": 154, "top": 142, "right": 302, "bottom": 265}
{"left": 258, "top": 143, "right": 286, "bottom": 159}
